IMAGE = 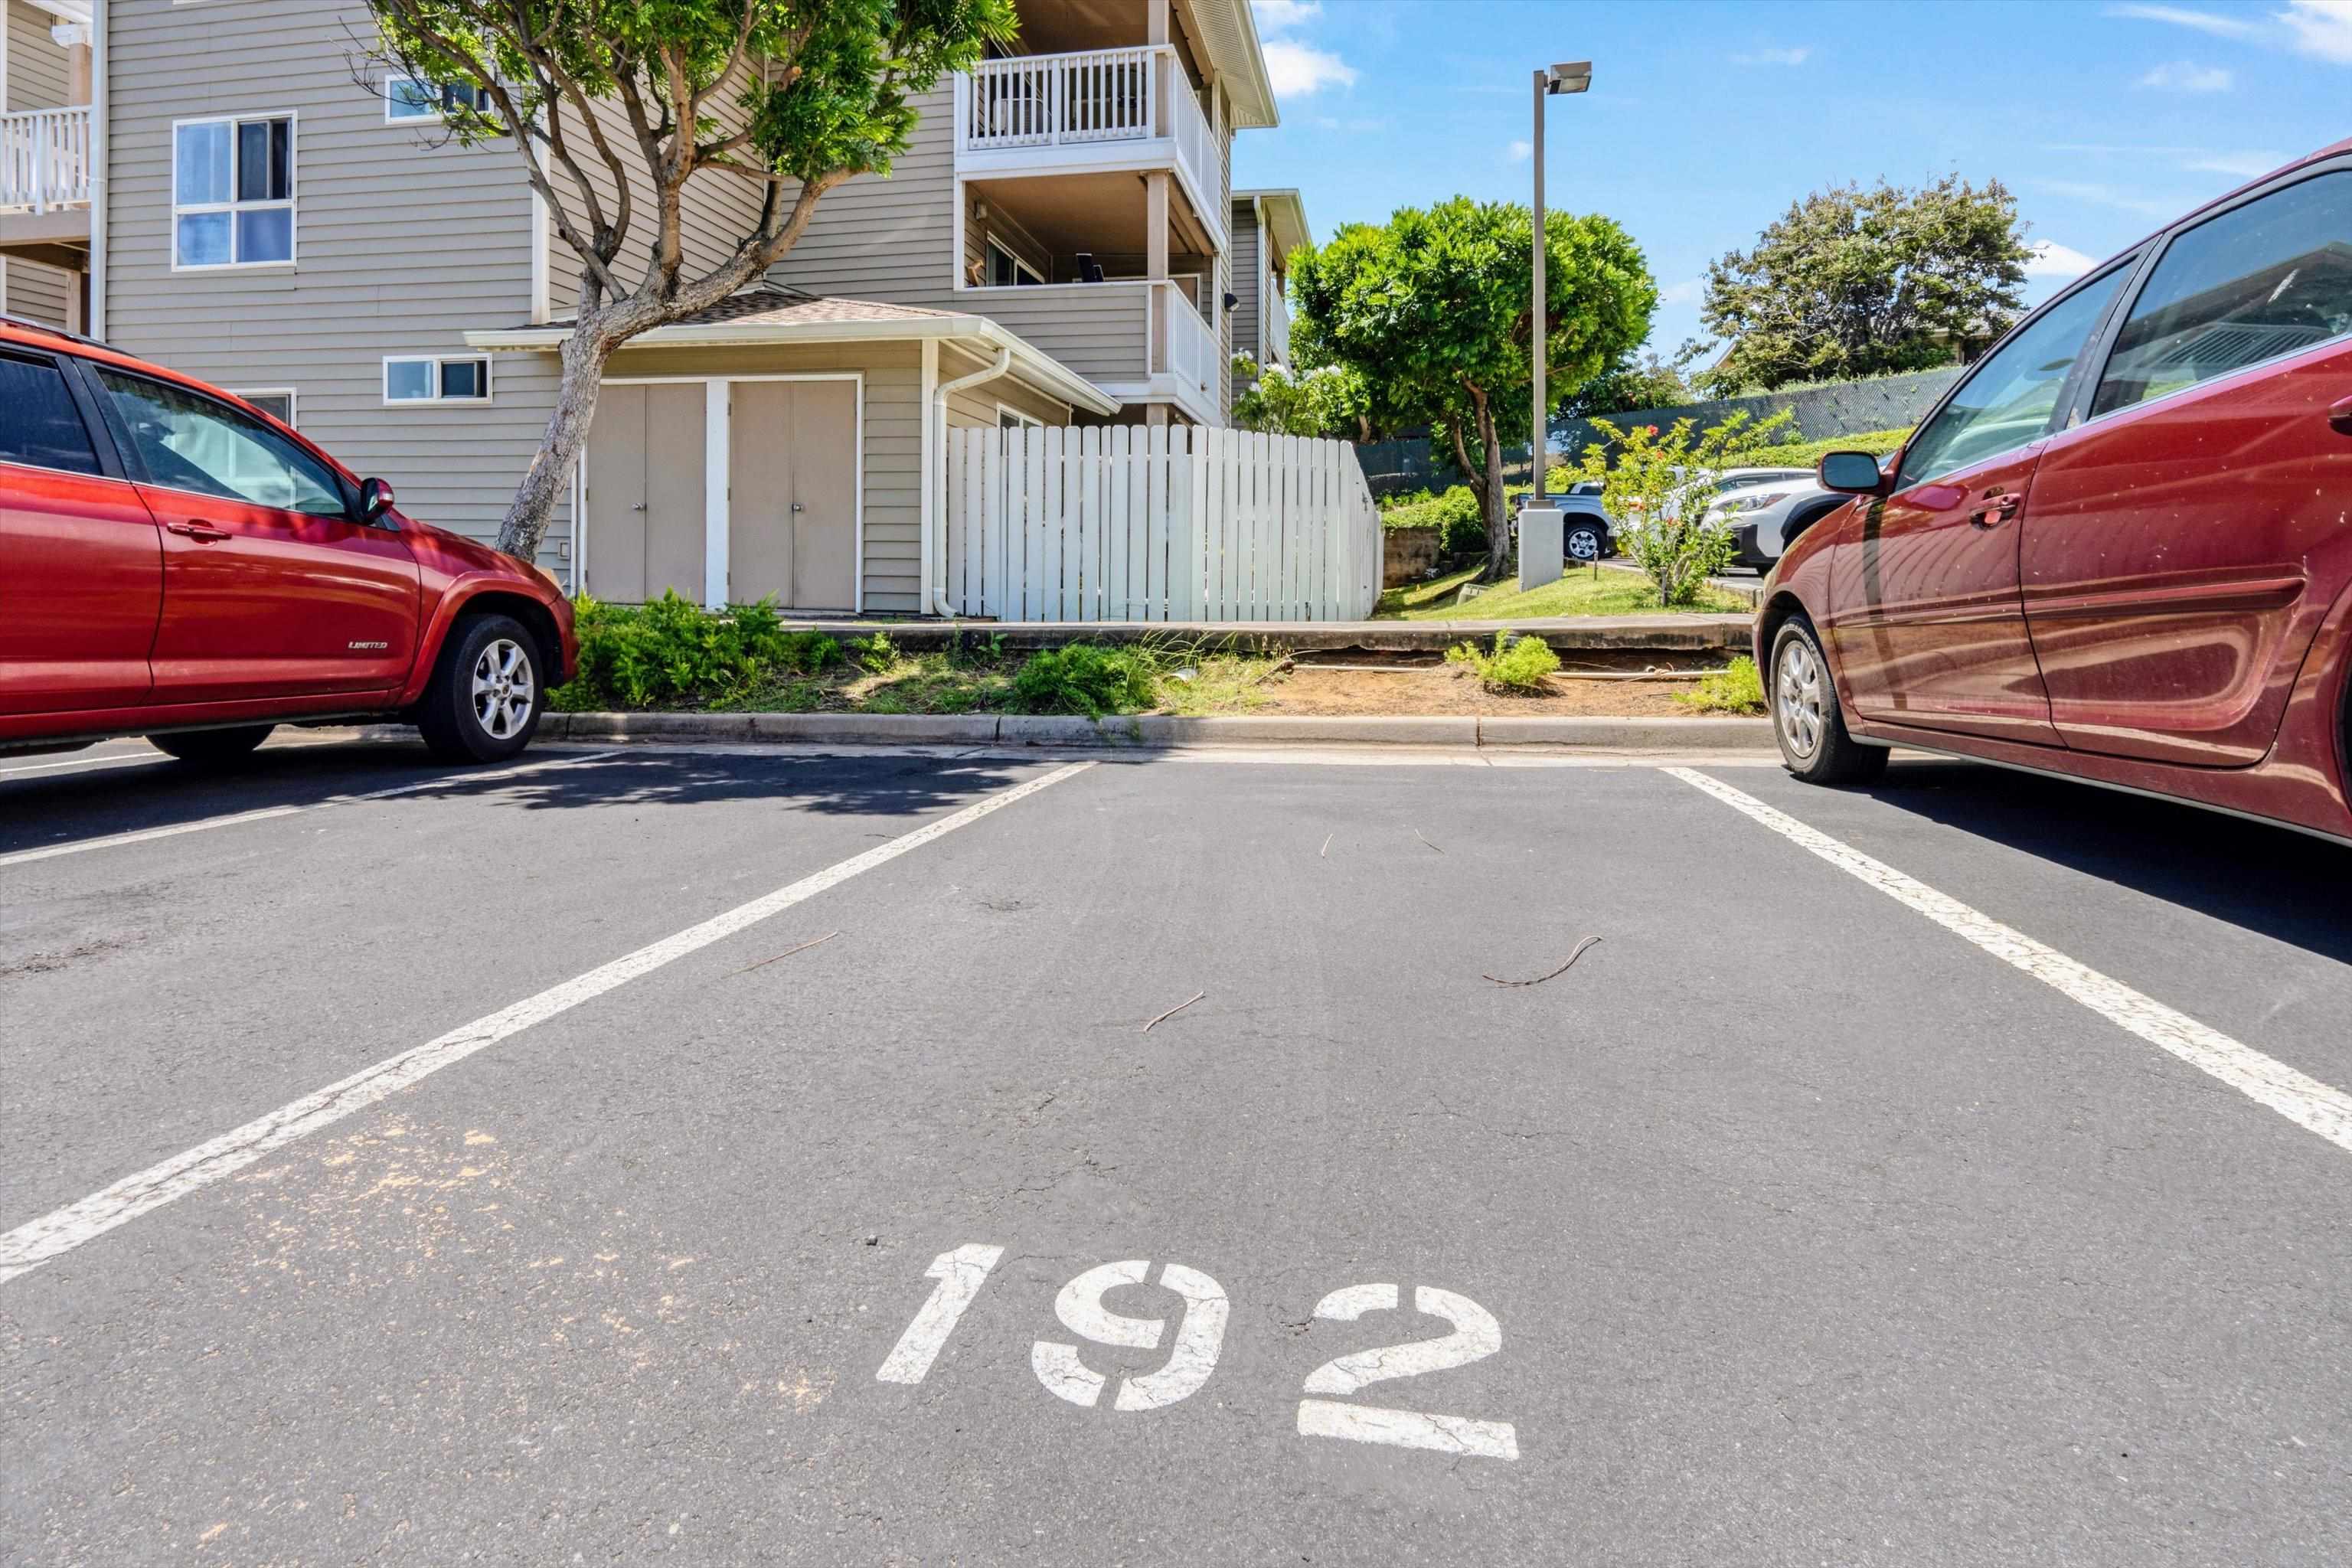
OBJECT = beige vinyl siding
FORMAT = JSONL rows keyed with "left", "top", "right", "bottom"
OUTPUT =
{"left": 101, "top": 0, "right": 564, "bottom": 564}
{"left": 540, "top": 62, "right": 768, "bottom": 321}
{"left": 2, "top": 256, "right": 73, "bottom": 325}
{"left": 760, "top": 81, "right": 957, "bottom": 303}
{"left": 953, "top": 283, "right": 1148, "bottom": 384}
{"left": 1227, "top": 204, "right": 1259, "bottom": 408}
{"left": 587, "top": 340, "right": 925, "bottom": 612}
{"left": 963, "top": 193, "right": 1051, "bottom": 286}
{"left": 6, "top": 0, "right": 72, "bottom": 108}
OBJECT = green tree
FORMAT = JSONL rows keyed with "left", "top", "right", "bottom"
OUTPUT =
{"left": 364, "top": 0, "right": 1014, "bottom": 561}
{"left": 1696, "top": 175, "right": 2034, "bottom": 395}
{"left": 1230, "top": 354, "right": 1370, "bottom": 439}
{"left": 1560, "top": 347, "right": 1697, "bottom": 417}
{"left": 1573, "top": 409, "right": 1792, "bottom": 606}
{"left": 1290, "top": 198, "right": 1655, "bottom": 580}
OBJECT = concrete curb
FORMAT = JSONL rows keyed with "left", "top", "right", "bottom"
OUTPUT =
{"left": 544, "top": 710, "right": 1775, "bottom": 752}
{"left": 695, "top": 617, "right": 1753, "bottom": 654}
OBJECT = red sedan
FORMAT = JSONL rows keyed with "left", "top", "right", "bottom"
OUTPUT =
{"left": 1762, "top": 139, "right": 2352, "bottom": 846}
{"left": 1, "top": 316, "right": 573, "bottom": 765}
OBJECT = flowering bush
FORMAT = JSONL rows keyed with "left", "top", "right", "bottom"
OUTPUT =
{"left": 1574, "top": 409, "right": 1792, "bottom": 606}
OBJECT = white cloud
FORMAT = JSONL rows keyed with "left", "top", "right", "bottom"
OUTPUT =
{"left": 1253, "top": 0, "right": 1325, "bottom": 30}
{"left": 1731, "top": 45, "right": 1811, "bottom": 64}
{"left": 2037, "top": 179, "right": 2185, "bottom": 217}
{"left": 2184, "top": 149, "right": 2289, "bottom": 175}
{"left": 1506, "top": 139, "right": 1532, "bottom": 162}
{"left": 2105, "top": 2, "right": 2260, "bottom": 36}
{"left": 1263, "top": 38, "right": 1358, "bottom": 96}
{"left": 2137, "top": 60, "right": 2236, "bottom": 88}
{"left": 2026, "top": 241, "right": 2098, "bottom": 279}
{"left": 1658, "top": 278, "right": 1705, "bottom": 305}
{"left": 2277, "top": 0, "right": 2352, "bottom": 62}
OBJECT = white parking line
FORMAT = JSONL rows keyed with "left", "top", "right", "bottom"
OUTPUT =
{"left": 0, "top": 750, "right": 621, "bottom": 869}
{"left": 1668, "top": 766, "right": 2352, "bottom": 1155}
{"left": 0, "top": 760, "right": 1093, "bottom": 1285}
{"left": 0, "top": 750, "right": 163, "bottom": 779}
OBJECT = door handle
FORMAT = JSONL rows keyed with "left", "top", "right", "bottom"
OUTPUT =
{"left": 1967, "top": 489, "right": 2023, "bottom": 528}
{"left": 166, "top": 521, "right": 232, "bottom": 542}
{"left": 2329, "top": 394, "right": 2352, "bottom": 435}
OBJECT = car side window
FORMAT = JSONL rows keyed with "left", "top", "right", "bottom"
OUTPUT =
{"left": 0, "top": 352, "right": 103, "bottom": 477}
{"left": 1897, "top": 264, "right": 2133, "bottom": 490}
{"left": 2091, "top": 171, "right": 2352, "bottom": 418}
{"left": 93, "top": 369, "right": 347, "bottom": 517}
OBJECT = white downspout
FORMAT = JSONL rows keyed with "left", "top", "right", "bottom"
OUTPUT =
{"left": 931, "top": 345, "right": 1012, "bottom": 615}
{"left": 87, "top": 0, "right": 106, "bottom": 339}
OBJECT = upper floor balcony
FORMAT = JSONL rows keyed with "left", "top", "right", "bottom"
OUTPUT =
{"left": 0, "top": 105, "right": 93, "bottom": 254}
{"left": 954, "top": 46, "right": 1226, "bottom": 253}
{"left": 1263, "top": 282, "right": 1290, "bottom": 367}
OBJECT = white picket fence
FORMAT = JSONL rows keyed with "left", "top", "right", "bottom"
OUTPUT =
{"left": 944, "top": 426, "right": 1382, "bottom": 622}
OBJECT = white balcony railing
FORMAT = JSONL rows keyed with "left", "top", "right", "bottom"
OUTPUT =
{"left": 1, "top": 106, "right": 93, "bottom": 215}
{"left": 1158, "top": 278, "right": 1219, "bottom": 407}
{"left": 1264, "top": 286, "right": 1291, "bottom": 367}
{"left": 958, "top": 47, "right": 1223, "bottom": 251}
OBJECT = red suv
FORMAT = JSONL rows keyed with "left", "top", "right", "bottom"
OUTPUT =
{"left": 0, "top": 317, "right": 573, "bottom": 766}
{"left": 1762, "top": 139, "right": 2352, "bottom": 847}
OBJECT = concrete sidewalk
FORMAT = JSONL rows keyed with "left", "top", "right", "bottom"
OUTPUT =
{"left": 537, "top": 710, "right": 1776, "bottom": 750}
{"left": 763, "top": 614, "right": 1753, "bottom": 654}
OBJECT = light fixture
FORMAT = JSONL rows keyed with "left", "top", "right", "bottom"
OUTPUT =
{"left": 1544, "top": 60, "right": 1592, "bottom": 95}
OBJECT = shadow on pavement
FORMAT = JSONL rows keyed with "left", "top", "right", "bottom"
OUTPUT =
{"left": 0, "top": 741, "right": 1060, "bottom": 858}
{"left": 1857, "top": 760, "right": 2352, "bottom": 966}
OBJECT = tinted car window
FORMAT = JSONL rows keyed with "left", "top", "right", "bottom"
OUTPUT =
{"left": 95, "top": 370, "right": 346, "bottom": 516}
{"left": 1898, "top": 265, "right": 2132, "bottom": 488}
{"left": 0, "top": 353, "right": 103, "bottom": 476}
{"left": 2092, "top": 170, "right": 2352, "bottom": 417}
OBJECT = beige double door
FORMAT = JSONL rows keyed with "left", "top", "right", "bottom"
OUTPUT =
{"left": 727, "top": 380, "right": 858, "bottom": 612}
{"left": 584, "top": 378, "right": 856, "bottom": 609}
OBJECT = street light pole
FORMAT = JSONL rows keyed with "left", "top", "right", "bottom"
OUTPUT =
{"left": 1517, "top": 60, "right": 1589, "bottom": 594}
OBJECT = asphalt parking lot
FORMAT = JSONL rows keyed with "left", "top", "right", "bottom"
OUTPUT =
{"left": 4, "top": 734, "right": 2349, "bottom": 1566}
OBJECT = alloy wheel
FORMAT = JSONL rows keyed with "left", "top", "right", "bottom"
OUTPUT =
{"left": 470, "top": 639, "right": 536, "bottom": 740}
{"left": 1775, "top": 636, "right": 1825, "bottom": 760}
{"left": 1567, "top": 529, "right": 1602, "bottom": 561}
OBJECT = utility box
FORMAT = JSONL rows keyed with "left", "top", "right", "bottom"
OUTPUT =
{"left": 1517, "top": 504, "right": 1563, "bottom": 593}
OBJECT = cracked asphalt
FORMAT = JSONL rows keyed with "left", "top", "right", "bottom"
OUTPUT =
{"left": 3, "top": 735, "right": 2349, "bottom": 1565}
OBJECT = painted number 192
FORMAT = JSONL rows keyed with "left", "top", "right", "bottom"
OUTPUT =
{"left": 873, "top": 1243, "right": 1518, "bottom": 1462}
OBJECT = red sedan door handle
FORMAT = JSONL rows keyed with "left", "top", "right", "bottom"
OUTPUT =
{"left": 165, "top": 521, "right": 232, "bottom": 542}
{"left": 1968, "top": 489, "right": 2023, "bottom": 528}
{"left": 2329, "top": 394, "right": 2352, "bottom": 435}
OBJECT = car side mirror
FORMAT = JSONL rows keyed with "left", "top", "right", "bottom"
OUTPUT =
{"left": 1818, "top": 450, "right": 1890, "bottom": 495}
{"left": 358, "top": 477, "right": 396, "bottom": 522}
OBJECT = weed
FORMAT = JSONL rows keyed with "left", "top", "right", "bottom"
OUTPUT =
{"left": 1677, "top": 655, "right": 1766, "bottom": 714}
{"left": 848, "top": 632, "right": 897, "bottom": 674}
{"left": 1009, "top": 642, "right": 1160, "bottom": 717}
{"left": 1446, "top": 632, "right": 1561, "bottom": 693}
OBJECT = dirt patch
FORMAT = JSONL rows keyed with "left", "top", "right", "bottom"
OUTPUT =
{"left": 1251, "top": 662, "right": 1707, "bottom": 717}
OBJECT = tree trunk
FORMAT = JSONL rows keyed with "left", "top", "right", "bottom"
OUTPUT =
{"left": 1472, "top": 390, "right": 1508, "bottom": 582}
{"left": 495, "top": 328, "right": 616, "bottom": 564}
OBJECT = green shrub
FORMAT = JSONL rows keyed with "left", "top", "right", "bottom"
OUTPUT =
{"left": 1726, "top": 426, "right": 1910, "bottom": 470}
{"left": 1009, "top": 642, "right": 1160, "bottom": 717}
{"left": 1380, "top": 484, "right": 1486, "bottom": 555}
{"left": 1677, "top": 655, "right": 1767, "bottom": 714}
{"left": 848, "top": 631, "right": 897, "bottom": 674}
{"left": 553, "top": 590, "right": 841, "bottom": 710}
{"left": 1445, "top": 632, "right": 1561, "bottom": 693}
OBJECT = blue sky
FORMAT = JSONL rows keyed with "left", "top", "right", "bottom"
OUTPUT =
{"left": 1231, "top": 0, "right": 2352, "bottom": 356}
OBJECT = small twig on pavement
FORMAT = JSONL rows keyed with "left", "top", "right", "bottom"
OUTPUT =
{"left": 1415, "top": 828, "right": 1445, "bottom": 854}
{"left": 1483, "top": 935, "right": 1602, "bottom": 988}
{"left": 729, "top": 931, "right": 838, "bottom": 977}
{"left": 1142, "top": 991, "right": 1204, "bottom": 1033}
{"left": 1320, "top": 832, "right": 1333, "bottom": 858}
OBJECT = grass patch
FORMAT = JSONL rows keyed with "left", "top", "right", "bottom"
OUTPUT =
{"left": 1676, "top": 655, "right": 1766, "bottom": 714}
{"left": 1376, "top": 565, "right": 1748, "bottom": 621}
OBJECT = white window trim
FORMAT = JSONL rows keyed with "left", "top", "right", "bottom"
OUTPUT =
{"left": 383, "top": 354, "right": 494, "bottom": 405}
{"left": 170, "top": 111, "right": 298, "bottom": 273}
{"left": 986, "top": 235, "right": 1044, "bottom": 288}
{"left": 227, "top": 387, "right": 297, "bottom": 426}
{"left": 995, "top": 402, "right": 1044, "bottom": 430}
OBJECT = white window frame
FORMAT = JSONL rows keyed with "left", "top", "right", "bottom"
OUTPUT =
{"left": 227, "top": 387, "right": 298, "bottom": 427}
{"left": 383, "top": 354, "right": 494, "bottom": 406}
{"left": 171, "top": 112, "right": 299, "bottom": 273}
{"left": 384, "top": 74, "right": 495, "bottom": 124}
{"left": 995, "top": 403, "right": 1044, "bottom": 430}
{"left": 986, "top": 236, "right": 1044, "bottom": 288}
